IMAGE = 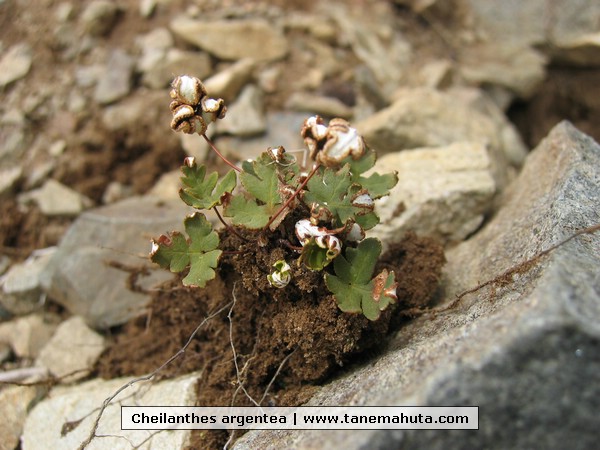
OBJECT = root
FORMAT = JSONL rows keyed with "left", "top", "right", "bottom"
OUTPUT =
{"left": 403, "top": 223, "right": 600, "bottom": 318}
{"left": 228, "top": 282, "right": 260, "bottom": 408}
{"left": 77, "top": 301, "right": 232, "bottom": 450}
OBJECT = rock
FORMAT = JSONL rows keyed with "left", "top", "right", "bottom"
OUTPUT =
{"left": 80, "top": 0, "right": 120, "bottom": 37}
{"left": 22, "top": 372, "right": 200, "bottom": 450}
{"left": 142, "top": 48, "right": 212, "bottom": 89}
{"left": 418, "top": 59, "right": 454, "bottom": 89}
{"left": 0, "top": 340, "right": 10, "bottom": 363}
{"left": 48, "top": 139, "right": 67, "bottom": 157}
{"left": 101, "top": 89, "right": 160, "bottom": 131}
{"left": 0, "top": 248, "right": 56, "bottom": 315}
{"left": 457, "top": 88, "right": 528, "bottom": 168}
{"left": 0, "top": 43, "right": 33, "bottom": 88}
{"left": 203, "top": 58, "right": 255, "bottom": 102}
{"left": 0, "top": 255, "right": 11, "bottom": 276}
{"left": 169, "top": 17, "right": 288, "bottom": 62}
{"left": 178, "top": 130, "right": 210, "bottom": 161}
{"left": 36, "top": 316, "right": 105, "bottom": 382}
{"left": 100, "top": 89, "right": 180, "bottom": 149}
{"left": 0, "top": 313, "right": 60, "bottom": 358}
{"left": 18, "top": 179, "right": 93, "bottom": 216}
{"left": 233, "top": 122, "right": 600, "bottom": 450}
{"left": 139, "top": 0, "right": 157, "bottom": 18}
{"left": 215, "top": 84, "right": 266, "bottom": 137}
{"left": 357, "top": 87, "right": 527, "bottom": 189}
{"left": 281, "top": 12, "right": 337, "bottom": 43}
{"left": 93, "top": 49, "right": 135, "bottom": 105}
{"left": 465, "top": 0, "right": 600, "bottom": 48}
{"left": 285, "top": 92, "right": 353, "bottom": 119}
{"left": 0, "top": 166, "right": 22, "bottom": 199}
{"left": 39, "top": 196, "right": 191, "bottom": 328}
{"left": 370, "top": 141, "right": 496, "bottom": 246}
{"left": 54, "top": 3, "right": 74, "bottom": 22}
{"left": 0, "top": 386, "right": 39, "bottom": 450}
{"left": 135, "top": 27, "right": 174, "bottom": 74}
{"left": 459, "top": 44, "right": 547, "bottom": 99}
{"left": 331, "top": 3, "right": 411, "bottom": 99}
{"left": 23, "top": 159, "right": 55, "bottom": 190}
{"left": 215, "top": 111, "right": 307, "bottom": 164}
{"left": 0, "top": 125, "right": 27, "bottom": 164}
{"left": 101, "top": 181, "right": 133, "bottom": 204}
{"left": 147, "top": 169, "right": 182, "bottom": 202}
{"left": 257, "top": 65, "right": 281, "bottom": 94}
{"left": 549, "top": 32, "right": 600, "bottom": 67}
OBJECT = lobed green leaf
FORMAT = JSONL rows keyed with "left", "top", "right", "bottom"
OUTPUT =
{"left": 240, "top": 153, "right": 282, "bottom": 207}
{"left": 179, "top": 161, "right": 237, "bottom": 210}
{"left": 223, "top": 195, "right": 273, "bottom": 229}
{"left": 344, "top": 150, "right": 398, "bottom": 199}
{"left": 304, "top": 165, "right": 380, "bottom": 230}
{"left": 325, "top": 238, "right": 397, "bottom": 320}
{"left": 150, "top": 213, "right": 222, "bottom": 288}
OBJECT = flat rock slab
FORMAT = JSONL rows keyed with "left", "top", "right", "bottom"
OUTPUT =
{"left": 36, "top": 316, "right": 106, "bottom": 382}
{"left": 0, "top": 385, "right": 40, "bottom": 450}
{"left": 170, "top": 17, "right": 288, "bottom": 62}
{"left": 357, "top": 87, "right": 527, "bottom": 189}
{"left": 233, "top": 122, "right": 600, "bottom": 449}
{"left": 22, "top": 372, "right": 200, "bottom": 450}
{"left": 370, "top": 141, "right": 496, "bottom": 245}
{"left": 40, "top": 196, "right": 192, "bottom": 328}
{"left": 0, "top": 249, "right": 56, "bottom": 315}
{"left": 0, "top": 43, "right": 32, "bottom": 88}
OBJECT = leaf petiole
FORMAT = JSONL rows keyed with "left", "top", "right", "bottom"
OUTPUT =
{"left": 202, "top": 133, "right": 242, "bottom": 173}
{"left": 263, "top": 163, "right": 321, "bottom": 231}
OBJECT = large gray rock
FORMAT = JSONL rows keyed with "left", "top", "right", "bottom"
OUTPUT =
{"left": 40, "top": 197, "right": 191, "bottom": 328}
{"left": 22, "top": 372, "right": 200, "bottom": 450}
{"left": 233, "top": 122, "right": 600, "bottom": 449}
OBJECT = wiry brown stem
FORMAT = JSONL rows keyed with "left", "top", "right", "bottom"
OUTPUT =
{"left": 214, "top": 206, "right": 251, "bottom": 242}
{"left": 202, "top": 133, "right": 241, "bottom": 173}
{"left": 263, "top": 163, "right": 321, "bottom": 231}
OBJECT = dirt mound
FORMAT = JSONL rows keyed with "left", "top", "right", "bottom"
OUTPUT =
{"left": 96, "top": 231, "right": 444, "bottom": 449}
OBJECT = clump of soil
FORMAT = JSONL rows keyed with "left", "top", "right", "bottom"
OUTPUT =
{"left": 96, "top": 226, "right": 445, "bottom": 449}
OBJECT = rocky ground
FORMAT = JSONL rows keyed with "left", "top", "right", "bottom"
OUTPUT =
{"left": 1, "top": 0, "right": 599, "bottom": 449}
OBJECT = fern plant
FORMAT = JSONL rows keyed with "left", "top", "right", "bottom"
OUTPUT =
{"left": 151, "top": 75, "right": 399, "bottom": 320}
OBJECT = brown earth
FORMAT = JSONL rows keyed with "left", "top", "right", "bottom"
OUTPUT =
{"left": 96, "top": 224, "right": 445, "bottom": 449}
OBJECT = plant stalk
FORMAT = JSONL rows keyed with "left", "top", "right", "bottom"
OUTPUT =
{"left": 263, "top": 163, "right": 321, "bottom": 231}
{"left": 202, "top": 133, "right": 242, "bottom": 173}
